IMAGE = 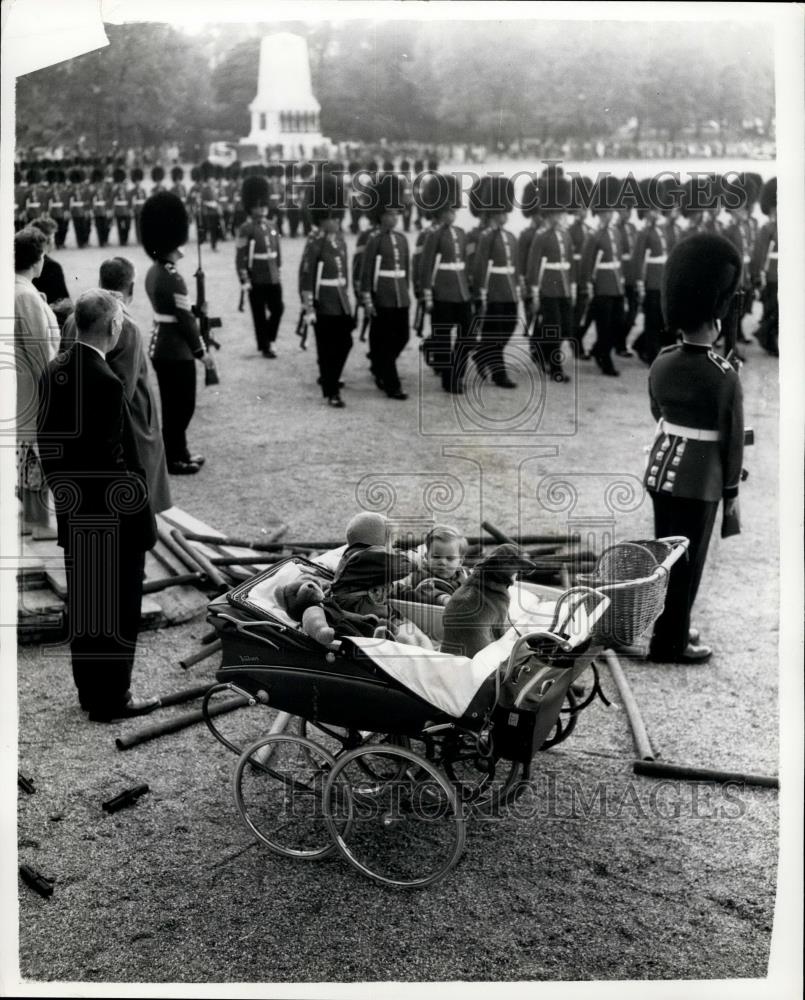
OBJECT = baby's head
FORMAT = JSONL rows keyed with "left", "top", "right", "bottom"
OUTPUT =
{"left": 346, "top": 511, "right": 388, "bottom": 548}
{"left": 423, "top": 525, "right": 467, "bottom": 581}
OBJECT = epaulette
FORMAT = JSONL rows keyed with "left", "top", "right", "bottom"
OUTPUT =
{"left": 657, "top": 344, "right": 677, "bottom": 355}
{"left": 164, "top": 261, "right": 178, "bottom": 275}
{"left": 707, "top": 349, "right": 733, "bottom": 373}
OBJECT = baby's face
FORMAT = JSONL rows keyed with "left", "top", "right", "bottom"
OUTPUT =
{"left": 425, "top": 539, "right": 463, "bottom": 580}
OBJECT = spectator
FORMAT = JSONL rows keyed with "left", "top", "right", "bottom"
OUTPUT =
{"left": 30, "top": 216, "right": 71, "bottom": 316}
{"left": 14, "top": 227, "right": 60, "bottom": 534}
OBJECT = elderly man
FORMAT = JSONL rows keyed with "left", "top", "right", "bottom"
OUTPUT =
{"left": 61, "top": 257, "right": 171, "bottom": 514}
{"left": 37, "top": 289, "right": 158, "bottom": 722}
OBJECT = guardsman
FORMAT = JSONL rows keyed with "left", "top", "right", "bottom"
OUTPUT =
{"left": 400, "top": 159, "right": 413, "bottom": 231}
{"left": 298, "top": 161, "right": 315, "bottom": 236}
{"left": 130, "top": 168, "right": 148, "bottom": 245}
{"left": 419, "top": 173, "right": 473, "bottom": 394}
{"left": 643, "top": 233, "right": 744, "bottom": 664}
{"left": 90, "top": 167, "right": 112, "bottom": 247}
{"left": 68, "top": 167, "right": 92, "bottom": 248}
{"left": 199, "top": 161, "right": 222, "bottom": 250}
{"left": 299, "top": 171, "right": 354, "bottom": 407}
{"left": 680, "top": 175, "right": 716, "bottom": 240}
{"left": 351, "top": 167, "right": 376, "bottom": 302}
{"left": 580, "top": 175, "right": 626, "bottom": 376}
{"left": 142, "top": 191, "right": 215, "bottom": 475}
{"left": 186, "top": 165, "right": 204, "bottom": 240}
{"left": 111, "top": 167, "right": 133, "bottom": 246}
{"left": 346, "top": 160, "right": 363, "bottom": 234}
{"left": 752, "top": 177, "right": 778, "bottom": 357}
{"left": 471, "top": 175, "right": 520, "bottom": 388}
{"left": 525, "top": 172, "right": 574, "bottom": 383}
{"left": 660, "top": 176, "right": 683, "bottom": 253}
{"left": 631, "top": 176, "right": 671, "bottom": 364}
{"left": 170, "top": 165, "right": 187, "bottom": 203}
{"left": 411, "top": 208, "right": 432, "bottom": 367}
{"left": 616, "top": 178, "right": 639, "bottom": 357}
{"left": 24, "top": 167, "right": 44, "bottom": 223}
{"left": 266, "top": 164, "right": 285, "bottom": 233}
{"left": 45, "top": 169, "right": 70, "bottom": 249}
{"left": 412, "top": 158, "right": 426, "bottom": 231}
{"left": 359, "top": 173, "right": 411, "bottom": 400}
{"left": 236, "top": 172, "right": 284, "bottom": 358}
{"left": 518, "top": 176, "right": 543, "bottom": 334}
{"left": 568, "top": 175, "right": 594, "bottom": 358}
{"left": 285, "top": 163, "right": 302, "bottom": 238}
{"left": 14, "top": 168, "right": 28, "bottom": 231}
{"left": 150, "top": 164, "right": 166, "bottom": 195}
{"left": 720, "top": 173, "right": 755, "bottom": 338}
{"left": 465, "top": 176, "right": 488, "bottom": 305}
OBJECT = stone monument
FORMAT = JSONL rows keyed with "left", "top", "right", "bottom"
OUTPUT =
{"left": 242, "top": 32, "right": 330, "bottom": 159}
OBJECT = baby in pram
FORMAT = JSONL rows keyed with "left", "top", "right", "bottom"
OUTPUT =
{"left": 392, "top": 524, "right": 469, "bottom": 606}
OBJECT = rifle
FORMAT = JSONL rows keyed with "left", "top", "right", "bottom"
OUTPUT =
{"left": 295, "top": 308, "right": 312, "bottom": 350}
{"left": 192, "top": 216, "right": 222, "bottom": 385}
{"left": 721, "top": 286, "right": 746, "bottom": 371}
{"left": 360, "top": 305, "right": 371, "bottom": 342}
{"left": 238, "top": 286, "right": 246, "bottom": 312}
{"left": 413, "top": 299, "right": 425, "bottom": 338}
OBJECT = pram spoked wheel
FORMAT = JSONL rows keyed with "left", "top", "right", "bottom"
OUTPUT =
{"left": 297, "top": 718, "right": 411, "bottom": 781}
{"left": 440, "top": 734, "right": 525, "bottom": 813}
{"left": 323, "top": 744, "right": 466, "bottom": 889}
{"left": 234, "top": 734, "right": 349, "bottom": 860}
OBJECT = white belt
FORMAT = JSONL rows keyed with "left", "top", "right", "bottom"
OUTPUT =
{"left": 659, "top": 419, "right": 719, "bottom": 442}
{"left": 252, "top": 252, "right": 278, "bottom": 260}
{"left": 543, "top": 262, "right": 570, "bottom": 270}
{"left": 743, "top": 254, "right": 750, "bottom": 264}
{"left": 318, "top": 277, "right": 346, "bottom": 286}
{"left": 50, "top": 201, "right": 63, "bottom": 208}
{"left": 153, "top": 313, "right": 178, "bottom": 324}
{"left": 573, "top": 254, "right": 582, "bottom": 260}
{"left": 767, "top": 252, "right": 778, "bottom": 260}
{"left": 204, "top": 201, "right": 219, "bottom": 208}
{"left": 378, "top": 269, "right": 406, "bottom": 278}
{"left": 114, "top": 200, "right": 128, "bottom": 206}
{"left": 437, "top": 262, "right": 465, "bottom": 271}
{"left": 596, "top": 261, "right": 622, "bottom": 270}
{"left": 622, "top": 253, "right": 632, "bottom": 260}
{"left": 646, "top": 255, "right": 667, "bottom": 265}
{"left": 27, "top": 202, "right": 41, "bottom": 208}
{"left": 489, "top": 265, "right": 515, "bottom": 274}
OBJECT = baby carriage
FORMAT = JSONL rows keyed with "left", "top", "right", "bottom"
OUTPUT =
{"left": 203, "top": 536, "right": 688, "bottom": 889}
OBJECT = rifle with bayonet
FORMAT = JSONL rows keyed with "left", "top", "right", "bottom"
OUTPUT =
{"left": 193, "top": 214, "right": 221, "bottom": 385}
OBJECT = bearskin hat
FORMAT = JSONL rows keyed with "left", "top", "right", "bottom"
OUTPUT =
{"left": 323, "top": 160, "right": 340, "bottom": 176}
{"left": 540, "top": 163, "right": 564, "bottom": 181}
{"left": 743, "top": 172, "right": 763, "bottom": 206}
{"left": 718, "top": 173, "right": 750, "bottom": 211}
{"left": 382, "top": 159, "right": 395, "bottom": 173}
{"left": 266, "top": 163, "right": 283, "bottom": 178}
{"left": 26, "top": 167, "right": 41, "bottom": 184}
{"left": 568, "top": 175, "right": 593, "bottom": 213}
{"left": 418, "top": 173, "right": 463, "bottom": 219}
{"left": 760, "top": 177, "right": 777, "bottom": 217}
{"left": 171, "top": 165, "right": 184, "bottom": 183}
{"left": 131, "top": 167, "right": 144, "bottom": 183}
{"left": 521, "top": 178, "right": 540, "bottom": 218}
{"left": 308, "top": 171, "right": 346, "bottom": 225}
{"left": 113, "top": 167, "right": 126, "bottom": 184}
{"left": 90, "top": 167, "right": 104, "bottom": 184}
{"left": 483, "top": 175, "right": 514, "bottom": 214}
{"left": 468, "top": 176, "right": 489, "bottom": 218}
{"left": 427, "top": 158, "right": 439, "bottom": 171}
{"left": 227, "top": 161, "right": 242, "bottom": 180}
{"left": 538, "top": 173, "right": 572, "bottom": 213}
{"left": 151, "top": 165, "right": 165, "bottom": 183}
{"left": 46, "top": 168, "right": 58, "bottom": 184}
{"left": 214, "top": 164, "right": 225, "bottom": 180}
{"left": 663, "top": 233, "right": 742, "bottom": 333}
{"left": 140, "top": 190, "right": 189, "bottom": 258}
{"left": 56, "top": 169, "right": 67, "bottom": 184}
{"left": 347, "top": 160, "right": 360, "bottom": 175}
{"left": 680, "top": 175, "right": 717, "bottom": 218}
{"left": 241, "top": 174, "right": 270, "bottom": 212}
{"left": 634, "top": 176, "right": 659, "bottom": 219}
{"left": 190, "top": 165, "right": 201, "bottom": 183}
{"left": 69, "top": 168, "right": 85, "bottom": 184}
{"left": 368, "top": 172, "right": 407, "bottom": 222}
{"left": 588, "top": 174, "right": 619, "bottom": 214}
{"left": 400, "top": 159, "right": 411, "bottom": 173}
{"left": 14, "top": 168, "right": 22, "bottom": 185}
{"left": 413, "top": 159, "right": 424, "bottom": 174}
{"left": 366, "top": 160, "right": 379, "bottom": 173}
{"left": 200, "top": 160, "right": 214, "bottom": 181}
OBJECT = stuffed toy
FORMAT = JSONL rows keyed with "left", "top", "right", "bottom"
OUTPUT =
{"left": 275, "top": 576, "right": 335, "bottom": 646}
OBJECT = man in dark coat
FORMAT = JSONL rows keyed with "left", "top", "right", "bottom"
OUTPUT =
{"left": 643, "top": 234, "right": 745, "bottom": 664}
{"left": 37, "top": 289, "right": 159, "bottom": 721}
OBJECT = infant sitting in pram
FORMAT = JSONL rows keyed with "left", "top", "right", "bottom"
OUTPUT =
{"left": 391, "top": 524, "right": 469, "bottom": 607}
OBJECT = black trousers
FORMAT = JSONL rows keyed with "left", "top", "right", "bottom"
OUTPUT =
{"left": 429, "top": 300, "right": 476, "bottom": 387}
{"left": 94, "top": 215, "right": 111, "bottom": 247}
{"left": 286, "top": 206, "right": 301, "bottom": 237}
{"left": 65, "top": 535, "right": 145, "bottom": 714}
{"left": 314, "top": 314, "right": 354, "bottom": 397}
{"left": 248, "top": 284, "right": 284, "bottom": 351}
{"left": 617, "top": 284, "right": 639, "bottom": 351}
{"left": 203, "top": 211, "right": 223, "bottom": 249}
{"left": 649, "top": 491, "right": 719, "bottom": 659}
{"left": 591, "top": 295, "right": 625, "bottom": 363}
{"left": 633, "top": 289, "right": 665, "bottom": 362}
{"left": 532, "top": 296, "right": 572, "bottom": 374}
{"left": 369, "top": 307, "right": 410, "bottom": 394}
{"left": 152, "top": 358, "right": 196, "bottom": 465}
{"left": 74, "top": 217, "right": 91, "bottom": 247}
{"left": 476, "top": 300, "right": 517, "bottom": 382}
{"left": 116, "top": 215, "right": 132, "bottom": 246}
{"left": 54, "top": 218, "right": 70, "bottom": 249}
{"left": 756, "top": 283, "right": 778, "bottom": 354}
{"left": 134, "top": 214, "right": 143, "bottom": 245}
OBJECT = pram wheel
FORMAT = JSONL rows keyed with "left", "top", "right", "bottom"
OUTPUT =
{"left": 234, "top": 734, "right": 348, "bottom": 860}
{"left": 442, "top": 742, "right": 525, "bottom": 813}
{"left": 323, "top": 744, "right": 466, "bottom": 889}
{"left": 297, "top": 719, "right": 411, "bottom": 781}
{"left": 539, "top": 690, "right": 579, "bottom": 750}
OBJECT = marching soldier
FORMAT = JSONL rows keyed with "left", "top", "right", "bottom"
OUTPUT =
{"left": 580, "top": 175, "right": 626, "bottom": 376}
{"left": 186, "top": 165, "right": 204, "bottom": 241}
{"left": 236, "top": 173, "right": 284, "bottom": 358}
{"left": 720, "top": 173, "right": 755, "bottom": 337}
{"left": 24, "top": 167, "right": 44, "bottom": 223}
{"left": 142, "top": 191, "right": 215, "bottom": 475}
{"left": 680, "top": 175, "right": 720, "bottom": 239}
{"left": 45, "top": 168, "right": 70, "bottom": 249}
{"left": 359, "top": 173, "right": 411, "bottom": 400}
{"left": 131, "top": 168, "right": 148, "bottom": 245}
{"left": 170, "top": 165, "right": 187, "bottom": 202}
{"left": 631, "top": 176, "right": 671, "bottom": 364}
{"left": 752, "top": 177, "right": 778, "bottom": 357}
{"left": 90, "top": 167, "right": 112, "bottom": 247}
{"left": 518, "top": 176, "right": 543, "bottom": 332}
{"left": 660, "top": 176, "right": 683, "bottom": 253}
{"left": 616, "top": 181, "right": 638, "bottom": 357}
{"left": 400, "top": 159, "right": 413, "bottom": 232}
{"left": 298, "top": 161, "right": 315, "bottom": 237}
{"left": 267, "top": 164, "right": 285, "bottom": 233}
{"left": 69, "top": 167, "right": 92, "bottom": 248}
{"left": 111, "top": 167, "right": 133, "bottom": 246}
{"left": 568, "top": 175, "right": 594, "bottom": 359}
{"left": 150, "top": 164, "right": 166, "bottom": 194}
{"left": 299, "top": 172, "right": 354, "bottom": 407}
{"left": 465, "top": 176, "right": 488, "bottom": 302}
{"left": 214, "top": 165, "right": 229, "bottom": 241}
{"left": 525, "top": 172, "right": 574, "bottom": 382}
{"left": 285, "top": 163, "right": 302, "bottom": 238}
{"left": 200, "top": 161, "right": 223, "bottom": 251}
{"left": 643, "top": 233, "right": 744, "bottom": 664}
{"left": 471, "top": 175, "right": 520, "bottom": 388}
{"left": 411, "top": 210, "right": 433, "bottom": 367}
{"left": 419, "top": 173, "right": 474, "bottom": 394}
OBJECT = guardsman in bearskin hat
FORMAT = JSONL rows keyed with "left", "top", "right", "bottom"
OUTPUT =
{"left": 298, "top": 161, "right": 315, "bottom": 236}
{"left": 580, "top": 174, "right": 627, "bottom": 376}
{"left": 142, "top": 191, "right": 214, "bottom": 475}
{"left": 298, "top": 172, "right": 353, "bottom": 407}
{"left": 412, "top": 158, "right": 426, "bottom": 231}
{"left": 525, "top": 172, "right": 574, "bottom": 382}
{"left": 752, "top": 177, "right": 778, "bottom": 357}
{"left": 24, "top": 167, "right": 44, "bottom": 223}
{"left": 170, "top": 165, "right": 187, "bottom": 202}
{"left": 471, "top": 176, "right": 520, "bottom": 388}
{"left": 284, "top": 163, "right": 302, "bottom": 238}
{"left": 150, "top": 164, "right": 166, "bottom": 194}
{"left": 568, "top": 174, "right": 594, "bottom": 357}
{"left": 199, "top": 161, "right": 223, "bottom": 250}
{"left": 418, "top": 173, "right": 474, "bottom": 394}
{"left": 679, "top": 175, "right": 719, "bottom": 240}
{"left": 631, "top": 176, "right": 671, "bottom": 364}
{"left": 643, "top": 233, "right": 744, "bottom": 664}
{"left": 346, "top": 160, "right": 362, "bottom": 235}
{"left": 111, "top": 167, "right": 132, "bottom": 246}
{"left": 359, "top": 173, "right": 412, "bottom": 400}
{"left": 659, "top": 176, "right": 683, "bottom": 253}
{"left": 90, "top": 167, "right": 113, "bottom": 247}
{"left": 130, "top": 168, "right": 147, "bottom": 244}
{"left": 615, "top": 175, "right": 639, "bottom": 356}
{"left": 266, "top": 163, "right": 285, "bottom": 233}
{"left": 236, "top": 173, "right": 284, "bottom": 358}
{"left": 465, "top": 176, "right": 489, "bottom": 303}
{"left": 68, "top": 167, "right": 92, "bottom": 247}
{"left": 518, "top": 176, "right": 543, "bottom": 326}
{"left": 351, "top": 165, "right": 377, "bottom": 300}
{"left": 720, "top": 172, "right": 755, "bottom": 335}
{"left": 186, "top": 165, "right": 204, "bottom": 240}
{"left": 45, "top": 168, "right": 70, "bottom": 248}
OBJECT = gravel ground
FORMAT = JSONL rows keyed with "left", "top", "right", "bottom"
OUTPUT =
{"left": 15, "top": 209, "right": 781, "bottom": 989}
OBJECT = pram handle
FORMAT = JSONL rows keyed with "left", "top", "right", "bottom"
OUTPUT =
{"left": 213, "top": 612, "right": 282, "bottom": 650}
